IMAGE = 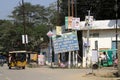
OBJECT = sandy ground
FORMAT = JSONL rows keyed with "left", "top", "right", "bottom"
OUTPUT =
{"left": 79, "top": 67, "right": 120, "bottom": 80}
{"left": 1, "top": 64, "right": 120, "bottom": 80}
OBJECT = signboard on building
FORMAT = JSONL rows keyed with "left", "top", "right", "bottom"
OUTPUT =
{"left": 85, "top": 16, "right": 93, "bottom": 27}
{"left": 72, "top": 18, "right": 80, "bottom": 30}
{"left": 52, "top": 32, "right": 79, "bottom": 54}
{"left": 65, "top": 16, "right": 80, "bottom": 30}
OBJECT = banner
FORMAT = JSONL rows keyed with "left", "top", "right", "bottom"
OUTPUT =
{"left": 65, "top": 16, "right": 80, "bottom": 30}
{"left": 65, "top": 16, "right": 73, "bottom": 29}
{"left": 68, "top": 17, "right": 73, "bottom": 29}
{"left": 22, "top": 35, "right": 28, "bottom": 44}
{"left": 72, "top": 18, "right": 80, "bottom": 30}
{"left": 56, "top": 26, "right": 62, "bottom": 35}
{"left": 65, "top": 17, "right": 68, "bottom": 29}
{"left": 92, "top": 49, "right": 98, "bottom": 63}
{"left": 85, "top": 16, "right": 93, "bottom": 27}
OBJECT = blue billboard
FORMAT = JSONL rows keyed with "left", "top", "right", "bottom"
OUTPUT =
{"left": 52, "top": 32, "right": 79, "bottom": 54}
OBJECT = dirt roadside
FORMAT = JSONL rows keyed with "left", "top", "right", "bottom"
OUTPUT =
{"left": 80, "top": 67, "right": 120, "bottom": 80}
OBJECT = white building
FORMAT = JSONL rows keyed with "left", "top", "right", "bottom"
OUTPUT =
{"left": 80, "top": 19, "right": 120, "bottom": 67}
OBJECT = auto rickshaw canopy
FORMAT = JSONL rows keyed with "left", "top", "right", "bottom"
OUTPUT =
{"left": 9, "top": 50, "right": 32, "bottom": 54}
{"left": 99, "top": 49, "right": 117, "bottom": 67}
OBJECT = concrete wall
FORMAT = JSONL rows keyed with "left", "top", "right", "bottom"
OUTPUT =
{"left": 82, "top": 29, "right": 120, "bottom": 67}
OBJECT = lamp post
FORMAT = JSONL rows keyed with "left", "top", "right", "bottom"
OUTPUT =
{"left": 85, "top": 10, "right": 90, "bottom": 68}
{"left": 22, "top": 0, "right": 27, "bottom": 50}
{"left": 115, "top": 0, "right": 118, "bottom": 58}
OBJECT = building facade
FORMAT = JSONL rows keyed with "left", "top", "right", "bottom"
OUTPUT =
{"left": 80, "top": 19, "right": 120, "bottom": 67}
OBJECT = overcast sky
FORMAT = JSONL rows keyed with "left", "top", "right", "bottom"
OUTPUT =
{"left": 0, "top": 0, "right": 56, "bottom": 20}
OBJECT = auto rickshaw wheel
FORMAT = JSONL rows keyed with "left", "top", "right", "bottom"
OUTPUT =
{"left": 22, "top": 66, "right": 25, "bottom": 69}
{"left": 9, "top": 67, "right": 11, "bottom": 69}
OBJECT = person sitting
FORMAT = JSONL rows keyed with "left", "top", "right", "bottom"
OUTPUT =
{"left": 99, "top": 52, "right": 107, "bottom": 65}
{"left": 101, "top": 52, "right": 107, "bottom": 60}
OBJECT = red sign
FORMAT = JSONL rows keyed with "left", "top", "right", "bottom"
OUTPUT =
{"left": 47, "top": 31, "right": 53, "bottom": 37}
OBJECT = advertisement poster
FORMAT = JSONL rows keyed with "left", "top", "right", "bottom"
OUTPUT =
{"left": 56, "top": 26, "right": 62, "bottom": 35}
{"left": 92, "top": 49, "right": 98, "bottom": 63}
{"left": 85, "top": 16, "right": 93, "bottom": 27}
{"left": 65, "top": 16, "right": 73, "bottom": 29}
{"left": 72, "top": 18, "right": 80, "bottom": 30}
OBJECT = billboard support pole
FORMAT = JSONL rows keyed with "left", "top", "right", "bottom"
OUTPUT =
{"left": 73, "top": 51, "right": 75, "bottom": 66}
{"left": 50, "top": 37, "right": 53, "bottom": 67}
{"left": 68, "top": 51, "right": 71, "bottom": 68}
{"left": 75, "top": 51, "right": 78, "bottom": 67}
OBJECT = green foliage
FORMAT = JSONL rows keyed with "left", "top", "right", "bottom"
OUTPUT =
{"left": 0, "top": 2, "right": 58, "bottom": 52}
{"left": 60, "top": 0, "right": 120, "bottom": 21}
{"left": 0, "top": 20, "right": 16, "bottom": 52}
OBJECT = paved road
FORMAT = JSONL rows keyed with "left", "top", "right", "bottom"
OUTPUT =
{"left": 0, "top": 64, "right": 119, "bottom": 80}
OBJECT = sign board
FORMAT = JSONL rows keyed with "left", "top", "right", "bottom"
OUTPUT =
{"left": 22, "top": 35, "right": 28, "bottom": 44}
{"left": 65, "top": 16, "right": 80, "bottom": 30}
{"left": 72, "top": 18, "right": 80, "bottom": 30}
{"left": 65, "top": 16, "right": 73, "bottom": 29}
{"left": 38, "top": 55, "right": 45, "bottom": 65}
{"left": 92, "top": 49, "right": 98, "bottom": 64}
{"left": 68, "top": 17, "right": 73, "bottom": 29}
{"left": 85, "top": 16, "right": 93, "bottom": 27}
{"left": 56, "top": 26, "right": 62, "bottom": 35}
{"left": 47, "top": 31, "right": 53, "bottom": 37}
{"left": 52, "top": 32, "right": 79, "bottom": 54}
{"left": 65, "top": 17, "right": 68, "bottom": 29}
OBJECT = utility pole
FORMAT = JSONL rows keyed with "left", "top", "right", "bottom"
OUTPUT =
{"left": 72, "top": 0, "right": 74, "bottom": 17}
{"left": 57, "top": 0, "right": 60, "bottom": 26}
{"left": 57, "top": 0, "right": 61, "bottom": 67}
{"left": 75, "top": 0, "right": 77, "bottom": 17}
{"left": 86, "top": 10, "right": 90, "bottom": 68}
{"left": 68, "top": 0, "right": 71, "bottom": 16}
{"left": 22, "top": 0, "right": 27, "bottom": 50}
{"left": 68, "top": 0, "right": 71, "bottom": 68}
{"left": 115, "top": 0, "right": 118, "bottom": 58}
{"left": 22, "top": 0, "right": 30, "bottom": 64}
{"left": 74, "top": 0, "right": 78, "bottom": 67}
{"left": 87, "top": 10, "right": 90, "bottom": 51}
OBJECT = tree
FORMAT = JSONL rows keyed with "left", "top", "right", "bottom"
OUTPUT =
{"left": 9, "top": 2, "right": 48, "bottom": 26}
{"left": 9, "top": 3, "right": 48, "bottom": 50}
{"left": 60, "top": 0, "right": 120, "bottom": 21}
{"left": 8, "top": 2, "right": 58, "bottom": 51}
{"left": 0, "top": 1, "right": 58, "bottom": 52}
{"left": 0, "top": 20, "right": 16, "bottom": 52}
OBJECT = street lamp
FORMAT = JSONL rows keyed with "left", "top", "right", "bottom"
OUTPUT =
{"left": 22, "top": 0, "right": 26, "bottom": 50}
{"left": 114, "top": 0, "right": 118, "bottom": 58}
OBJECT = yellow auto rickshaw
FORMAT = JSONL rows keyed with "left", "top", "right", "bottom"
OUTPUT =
{"left": 8, "top": 50, "right": 27, "bottom": 69}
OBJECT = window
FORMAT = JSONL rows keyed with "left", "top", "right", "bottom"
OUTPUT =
{"left": 90, "top": 33, "right": 99, "bottom": 37}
